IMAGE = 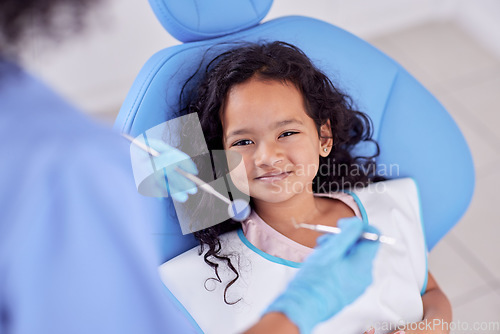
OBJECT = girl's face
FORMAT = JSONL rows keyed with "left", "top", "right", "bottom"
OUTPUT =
{"left": 222, "top": 77, "right": 332, "bottom": 204}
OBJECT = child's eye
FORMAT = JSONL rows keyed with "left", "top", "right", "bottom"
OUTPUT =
{"left": 279, "top": 131, "right": 299, "bottom": 138}
{"left": 232, "top": 139, "right": 254, "bottom": 147}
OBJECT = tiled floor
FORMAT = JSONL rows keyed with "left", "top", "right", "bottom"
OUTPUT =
{"left": 368, "top": 21, "right": 500, "bottom": 333}
{"left": 95, "top": 19, "right": 500, "bottom": 333}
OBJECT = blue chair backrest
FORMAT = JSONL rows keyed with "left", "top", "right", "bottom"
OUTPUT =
{"left": 114, "top": 0, "right": 475, "bottom": 263}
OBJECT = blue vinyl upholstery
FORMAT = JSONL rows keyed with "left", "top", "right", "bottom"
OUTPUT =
{"left": 149, "top": 0, "right": 273, "bottom": 42}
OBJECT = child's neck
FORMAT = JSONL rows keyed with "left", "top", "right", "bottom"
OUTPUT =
{"left": 252, "top": 187, "right": 355, "bottom": 248}
{"left": 252, "top": 190, "right": 327, "bottom": 248}
{"left": 253, "top": 190, "right": 322, "bottom": 230}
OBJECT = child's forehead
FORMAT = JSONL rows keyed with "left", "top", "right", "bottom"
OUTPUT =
{"left": 224, "top": 78, "right": 306, "bottom": 114}
{"left": 223, "top": 99, "right": 316, "bottom": 138}
{"left": 219, "top": 77, "right": 319, "bottom": 139}
{"left": 222, "top": 104, "right": 309, "bottom": 132}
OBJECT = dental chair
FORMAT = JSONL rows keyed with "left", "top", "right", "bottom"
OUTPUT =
{"left": 114, "top": 1, "right": 475, "bottom": 331}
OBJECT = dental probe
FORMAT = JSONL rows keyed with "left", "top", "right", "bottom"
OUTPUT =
{"left": 293, "top": 219, "right": 396, "bottom": 245}
{"left": 173, "top": 167, "right": 231, "bottom": 205}
{"left": 122, "top": 134, "right": 250, "bottom": 221}
{"left": 122, "top": 133, "right": 161, "bottom": 157}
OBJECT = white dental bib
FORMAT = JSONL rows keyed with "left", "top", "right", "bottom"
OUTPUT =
{"left": 159, "top": 178, "right": 427, "bottom": 334}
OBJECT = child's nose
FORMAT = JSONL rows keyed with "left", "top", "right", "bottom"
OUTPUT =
{"left": 254, "top": 142, "right": 284, "bottom": 168}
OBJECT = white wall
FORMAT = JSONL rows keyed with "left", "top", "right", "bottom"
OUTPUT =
{"left": 20, "top": 0, "right": 499, "bottom": 117}
{"left": 266, "top": 0, "right": 454, "bottom": 38}
{"left": 453, "top": 0, "right": 500, "bottom": 59}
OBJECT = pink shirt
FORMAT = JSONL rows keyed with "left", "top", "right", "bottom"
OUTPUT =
{"left": 241, "top": 192, "right": 362, "bottom": 263}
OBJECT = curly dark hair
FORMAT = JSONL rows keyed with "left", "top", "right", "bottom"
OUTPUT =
{"left": 178, "top": 41, "right": 380, "bottom": 304}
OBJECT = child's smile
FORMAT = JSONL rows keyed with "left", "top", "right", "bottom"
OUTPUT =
{"left": 222, "top": 76, "right": 332, "bottom": 205}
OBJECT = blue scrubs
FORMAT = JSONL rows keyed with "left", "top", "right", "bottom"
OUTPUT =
{"left": 0, "top": 62, "right": 199, "bottom": 333}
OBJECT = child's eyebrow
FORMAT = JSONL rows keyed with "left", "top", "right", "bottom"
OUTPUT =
{"left": 226, "top": 119, "right": 303, "bottom": 140}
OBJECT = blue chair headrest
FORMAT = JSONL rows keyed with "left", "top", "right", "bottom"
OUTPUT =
{"left": 149, "top": 0, "right": 274, "bottom": 42}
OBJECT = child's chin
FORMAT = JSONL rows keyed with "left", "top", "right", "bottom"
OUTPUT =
{"left": 250, "top": 189, "right": 298, "bottom": 204}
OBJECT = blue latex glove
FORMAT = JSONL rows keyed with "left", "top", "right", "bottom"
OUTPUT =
{"left": 265, "top": 217, "right": 380, "bottom": 334}
{"left": 144, "top": 138, "right": 199, "bottom": 202}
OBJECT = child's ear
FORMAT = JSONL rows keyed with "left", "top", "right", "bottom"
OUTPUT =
{"left": 319, "top": 119, "right": 333, "bottom": 157}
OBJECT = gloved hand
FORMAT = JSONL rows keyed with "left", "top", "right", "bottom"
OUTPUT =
{"left": 149, "top": 138, "right": 199, "bottom": 202}
{"left": 130, "top": 136, "right": 199, "bottom": 202}
{"left": 264, "top": 217, "right": 380, "bottom": 334}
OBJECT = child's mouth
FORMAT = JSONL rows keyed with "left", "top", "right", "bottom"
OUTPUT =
{"left": 255, "top": 171, "right": 292, "bottom": 183}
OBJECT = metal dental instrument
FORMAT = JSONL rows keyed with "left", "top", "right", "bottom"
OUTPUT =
{"left": 173, "top": 167, "right": 250, "bottom": 221}
{"left": 122, "top": 133, "right": 250, "bottom": 221}
{"left": 293, "top": 219, "right": 396, "bottom": 245}
{"left": 122, "top": 133, "right": 161, "bottom": 157}
{"left": 173, "top": 167, "right": 230, "bottom": 205}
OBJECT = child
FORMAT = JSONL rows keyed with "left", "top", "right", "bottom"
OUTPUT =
{"left": 159, "top": 41, "right": 451, "bottom": 334}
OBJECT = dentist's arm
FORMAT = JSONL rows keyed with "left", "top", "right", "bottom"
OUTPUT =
{"left": 246, "top": 312, "right": 299, "bottom": 334}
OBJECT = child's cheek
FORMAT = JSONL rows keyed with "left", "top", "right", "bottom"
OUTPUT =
{"left": 288, "top": 142, "right": 320, "bottom": 177}
{"left": 226, "top": 150, "right": 251, "bottom": 196}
